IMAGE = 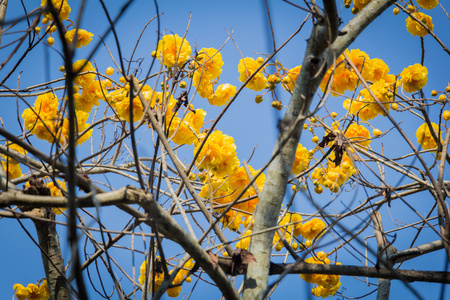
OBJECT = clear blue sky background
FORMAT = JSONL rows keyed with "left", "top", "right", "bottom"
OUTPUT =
{"left": 1, "top": 0, "right": 449, "bottom": 299}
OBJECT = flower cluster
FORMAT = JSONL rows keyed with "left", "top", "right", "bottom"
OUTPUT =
{"left": 237, "top": 214, "right": 326, "bottom": 252}
{"left": 22, "top": 89, "right": 93, "bottom": 145}
{"left": 273, "top": 213, "right": 303, "bottom": 251}
{"left": 139, "top": 258, "right": 194, "bottom": 298}
{"left": 194, "top": 130, "right": 239, "bottom": 178}
{"left": 1, "top": 143, "right": 27, "bottom": 180}
{"left": 400, "top": 63, "right": 428, "bottom": 93}
{"left": 416, "top": 122, "right": 442, "bottom": 151}
{"left": 48, "top": 179, "right": 67, "bottom": 215}
{"left": 292, "top": 143, "right": 310, "bottom": 175}
{"left": 282, "top": 65, "right": 301, "bottom": 92}
{"left": 199, "top": 164, "right": 265, "bottom": 232}
{"left": 238, "top": 57, "right": 267, "bottom": 91}
{"left": 13, "top": 280, "right": 49, "bottom": 300}
{"left": 311, "top": 153, "right": 356, "bottom": 193}
{"left": 406, "top": 12, "right": 434, "bottom": 37}
{"left": 41, "top": 0, "right": 71, "bottom": 22}
{"left": 156, "top": 34, "right": 192, "bottom": 68}
{"left": 343, "top": 78, "right": 395, "bottom": 121}
{"left": 300, "top": 252, "right": 341, "bottom": 298}
{"left": 65, "top": 29, "right": 94, "bottom": 48}
{"left": 344, "top": 124, "right": 372, "bottom": 147}
{"left": 320, "top": 49, "right": 391, "bottom": 97}
{"left": 417, "top": 0, "right": 439, "bottom": 10}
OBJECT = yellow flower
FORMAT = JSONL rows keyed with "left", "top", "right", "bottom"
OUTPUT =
{"left": 299, "top": 218, "right": 325, "bottom": 240}
{"left": 65, "top": 29, "right": 94, "bottom": 48}
{"left": 139, "top": 258, "right": 193, "bottom": 297}
{"left": 114, "top": 95, "right": 144, "bottom": 122}
{"left": 273, "top": 213, "right": 303, "bottom": 251}
{"left": 282, "top": 65, "right": 301, "bottom": 92}
{"left": 208, "top": 83, "right": 236, "bottom": 106}
{"left": 41, "top": 0, "right": 71, "bottom": 21}
{"left": 353, "top": 0, "right": 372, "bottom": 11}
{"left": 156, "top": 34, "right": 192, "bottom": 68}
{"left": 300, "top": 252, "right": 341, "bottom": 297}
{"left": 2, "top": 143, "right": 27, "bottom": 165}
{"left": 406, "top": 12, "right": 433, "bottom": 37}
{"left": 371, "top": 58, "right": 389, "bottom": 82}
{"left": 73, "top": 60, "right": 96, "bottom": 89}
{"left": 2, "top": 161, "right": 23, "bottom": 179}
{"left": 55, "top": 111, "right": 92, "bottom": 146}
{"left": 26, "top": 283, "right": 41, "bottom": 300}
{"left": 47, "top": 179, "right": 67, "bottom": 214}
{"left": 416, "top": 0, "right": 439, "bottom": 10}
{"left": 193, "top": 48, "right": 223, "bottom": 82}
{"left": 22, "top": 92, "right": 59, "bottom": 131}
{"left": 13, "top": 283, "right": 29, "bottom": 300}
{"left": 39, "top": 280, "right": 50, "bottom": 300}
{"left": 320, "top": 54, "right": 358, "bottom": 96}
{"left": 228, "top": 165, "right": 265, "bottom": 215}
{"left": 139, "top": 259, "right": 164, "bottom": 293}
{"left": 77, "top": 80, "right": 110, "bottom": 112}
{"left": 346, "top": 49, "right": 373, "bottom": 81}
{"left": 416, "top": 122, "right": 442, "bottom": 150}
{"left": 236, "top": 229, "right": 252, "bottom": 250}
{"left": 167, "top": 108, "right": 206, "bottom": 145}
{"left": 238, "top": 57, "right": 267, "bottom": 91}
{"left": 400, "top": 63, "right": 428, "bottom": 93}
{"left": 343, "top": 79, "right": 392, "bottom": 121}
{"left": 344, "top": 123, "right": 371, "bottom": 146}
{"left": 194, "top": 130, "right": 239, "bottom": 177}
{"left": 291, "top": 143, "right": 310, "bottom": 175}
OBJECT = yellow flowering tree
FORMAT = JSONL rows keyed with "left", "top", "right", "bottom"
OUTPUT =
{"left": 0, "top": 1, "right": 449, "bottom": 300}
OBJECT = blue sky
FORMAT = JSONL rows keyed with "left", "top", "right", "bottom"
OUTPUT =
{"left": 1, "top": 0, "right": 449, "bottom": 299}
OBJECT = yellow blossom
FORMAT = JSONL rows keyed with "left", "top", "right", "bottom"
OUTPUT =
{"left": 400, "top": 63, "right": 428, "bottom": 93}
{"left": 300, "top": 218, "right": 325, "bottom": 240}
{"left": 292, "top": 143, "right": 310, "bottom": 175}
{"left": 195, "top": 80, "right": 214, "bottom": 99}
{"left": 156, "top": 34, "right": 192, "bottom": 68}
{"left": 139, "top": 258, "right": 194, "bottom": 298}
{"left": 41, "top": 0, "right": 71, "bottom": 21}
{"left": 208, "top": 83, "right": 236, "bottom": 106}
{"left": 39, "top": 280, "right": 50, "bottom": 300}
{"left": 343, "top": 79, "right": 392, "bottom": 121}
{"left": 344, "top": 124, "right": 371, "bottom": 146}
{"left": 2, "top": 161, "right": 22, "bottom": 179}
{"left": 417, "top": 0, "right": 439, "bottom": 10}
{"left": 311, "top": 152, "right": 356, "bottom": 192}
{"left": 55, "top": 111, "right": 92, "bottom": 146}
{"left": 193, "top": 48, "right": 224, "bottom": 82}
{"left": 282, "top": 65, "right": 301, "bottom": 92}
{"left": 236, "top": 229, "right": 252, "bottom": 250}
{"left": 228, "top": 165, "right": 265, "bottom": 215}
{"left": 371, "top": 58, "right": 389, "bottom": 82}
{"left": 26, "top": 283, "right": 41, "bottom": 300}
{"left": 22, "top": 92, "right": 59, "bottom": 131}
{"left": 238, "top": 57, "right": 267, "bottom": 91}
{"left": 77, "top": 80, "right": 110, "bottom": 112}
{"left": 406, "top": 12, "right": 433, "bottom": 37}
{"left": 47, "top": 179, "right": 67, "bottom": 214}
{"left": 194, "top": 130, "right": 240, "bottom": 177}
{"left": 416, "top": 122, "right": 442, "bottom": 150}
{"left": 2, "top": 143, "right": 27, "bottom": 165}
{"left": 346, "top": 49, "right": 373, "bottom": 81}
{"left": 353, "top": 0, "right": 371, "bottom": 11}
{"left": 300, "top": 252, "right": 341, "bottom": 297}
{"left": 13, "top": 283, "right": 29, "bottom": 300}
{"left": 72, "top": 60, "right": 96, "bottom": 89}
{"left": 65, "top": 29, "right": 94, "bottom": 48}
